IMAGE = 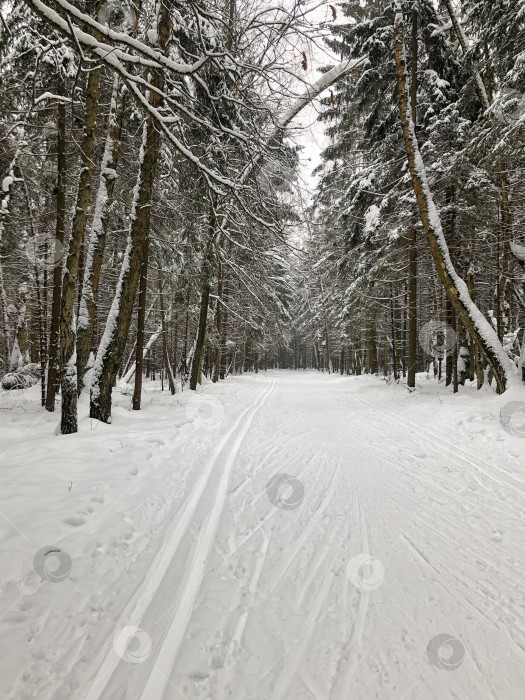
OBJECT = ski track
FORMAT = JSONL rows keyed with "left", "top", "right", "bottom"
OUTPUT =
{"left": 84, "top": 380, "right": 275, "bottom": 700}
{"left": 137, "top": 380, "right": 276, "bottom": 700}
{"left": 348, "top": 391, "right": 525, "bottom": 497}
{"left": 8, "top": 371, "right": 525, "bottom": 700}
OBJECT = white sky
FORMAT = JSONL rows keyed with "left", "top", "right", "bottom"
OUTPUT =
{"left": 283, "top": 2, "right": 344, "bottom": 201}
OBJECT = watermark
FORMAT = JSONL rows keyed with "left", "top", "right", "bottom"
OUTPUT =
{"left": 499, "top": 402, "right": 525, "bottom": 438}
{"left": 494, "top": 89, "right": 525, "bottom": 125}
{"left": 346, "top": 553, "right": 384, "bottom": 591}
{"left": 185, "top": 395, "right": 225, "bottom": 429}
{"left": 113, "top": 626, "right": 152, "bottom": 664}
{"left": 28, "top": 232, "right": 66, "bottom": 269}
{"left": 98, "top": 0, "right": 137, "bottom": 33}
{"left": 419, "top": 320, "right": 457, "bottom": 360}
{"left": 53, "top": 238, "right": 66, "bottom": 268}
{"left": 426, "top": 634, "right": 465, "bottom": 671}
{"left": 266, "top": 473, "right": 304, "bottom": 510}
{"left": 33, "top": 546, "right": 72, "bottom": 583}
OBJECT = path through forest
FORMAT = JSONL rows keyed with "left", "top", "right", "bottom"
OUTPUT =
{"left": 1, "top": 372, "right": 525, "bottom": 699}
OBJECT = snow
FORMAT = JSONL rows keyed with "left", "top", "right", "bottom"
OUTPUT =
{"left": 364, "top": 204, "right": 380, "bottom": 234}
{"left": 2, "top": 176, "right": 14, "bottom": 193}
{"left": 1, "top": 371, "right": 525, "bottom": 699}
{"left": 279, "top": 58, "right": 367, "bottom": 131}
{"left": 146, "top": 29, "right": 158, "bottom": 45}
{"left": 510, "top": 241, "right": 525, "bottom": 263}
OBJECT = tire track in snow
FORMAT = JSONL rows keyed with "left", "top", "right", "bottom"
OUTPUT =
{"left": 82, "top": 379, "right": 275, "bottom": 700}
{"left": 137, "top": 380, "right": 275, "bottom": 700}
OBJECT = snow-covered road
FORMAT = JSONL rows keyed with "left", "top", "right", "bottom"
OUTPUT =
{"left": 1, "top": 371, "right": 525, "bottom": 699}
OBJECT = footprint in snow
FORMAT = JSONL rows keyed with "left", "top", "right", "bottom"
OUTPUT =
{"left": 189, "top": 671, "right": 209, "bottom": 682}
{"left": 491, "top": 530, "right": 503, "bottom": 542}
{"left": 63, "top": 516, "right": 86, "bottom": 527}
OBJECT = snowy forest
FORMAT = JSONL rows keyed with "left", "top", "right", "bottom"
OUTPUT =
{"left": 1, "top": 0, "right": 525, "bottom": 433}
{"left": 1, "top": 0, "right": 525, "bottom": 699}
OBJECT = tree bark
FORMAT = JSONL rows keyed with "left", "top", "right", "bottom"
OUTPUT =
{"left": 132, "top": 233, "right": 149, "bottom": 410}
{"left": 407, "top": 227, "right": 417, "bottom": 388}
{"left": 22, "top": 170, "right": 47, "bottom": 404}
{"left": 407, "top": 10, "right": 418, "bottom": 390}
{"left": 190, "top": 206, "right": 216, "bottom": 390}
{"left": 77, "top": 76, "right": 123, "bottom": 393}
{"left": 390, "top": 288, "right": 398, "bottom": 380}
{"left": 219, "top": 271, "right": 230, "bottom": 380}
{"left": 190, "top": 283, "right": 211, "bottom": 390}
{"left": 46, "top": 94, "right": 67, "bottom": 412}
{"left": 159, "top": 272, "right": 176, "bottom": 394}
{"left": 60, "top": 60, "right": 102, "bottom": 433}
{"left": 212, "top": 259, "right": 224, "bottom": 383}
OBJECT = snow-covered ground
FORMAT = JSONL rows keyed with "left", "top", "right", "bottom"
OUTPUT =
{"left": 1, "top": 371, "right": 525, "bottom": 699}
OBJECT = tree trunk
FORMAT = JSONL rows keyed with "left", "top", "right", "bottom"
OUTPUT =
{"left": 219, "top": 273, "right": 230, "bottom": 380}
{"left": 181, "top": 287, "right": 190, "bottom": 378}
{"left": 132, "top": 234, "right": 149, "bottom": 410}
{"left": 190, "top": 283, "right": 211, "bottom": 390}
{"left": 390, "top": 288, "right": 398, "bottom": 380}
{"left": 22, "top": 171, "right": 48, "bottom": 404}
{"left": 407, "top": 227, "right": 417, "bottom": 388}
{"left": 45, "top": 94, "right": 67, "bottom": 412}
{"left": 90, "top": 0, "right": 171, "bottom": 423}
{"left": 159, "top": 272, "right": 176, "bottom": 395}
{"left": 407, "top": 10, "right": 418, "bottom": 390}
{"left": 190, "top": 207, "right": 216, "bottom": 391}
{"left": 393, "top": 4, "right": 513, "bottom": 394}
{"left": 77, "top": 76, "right": 123, "bottom": 393}
{"left": 60, "top": 60, "right": 102, "bottom": 434}
{"left": 213, "top": 255, "right": 224, "bottom": 383}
